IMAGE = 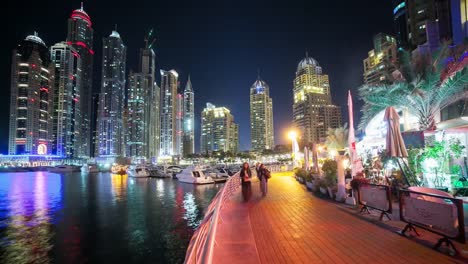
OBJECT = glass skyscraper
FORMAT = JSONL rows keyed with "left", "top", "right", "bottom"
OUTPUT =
{"left": 50, "top": 41, "right": 82, "bottom": 158}
{"left": 183, "top": 76, "right": 195, "bottom": 156}
{"left": 97, "top": 30, "right": 126, "bottom": 157}
{"left": 66, "top": 3, "right": 94, "bottom": 158}
{"left": 250, "top": 76, "right": 274, "bottom": 152}
{"left": 9, "top": 33, "right": 54, "bottom": 155}
{"left": 292, "top": 54, "right": 341, "bottom": 145}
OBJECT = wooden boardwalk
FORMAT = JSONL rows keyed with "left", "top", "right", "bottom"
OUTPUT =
{"left": 212, "top": 174, "right": 462, "bottom": 264}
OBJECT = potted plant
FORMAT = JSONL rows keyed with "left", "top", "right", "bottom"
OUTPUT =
{"left": 322, "top": 159, "right": 338, "bottom": 199}
{"left": 305, "top": 172, "right": 314, "bottom": 190}
{"left": 316, "top": 178, "right": 328, "bottom": 195}
{"left": 350, "top": 177, "right": 370, "bottom": 192}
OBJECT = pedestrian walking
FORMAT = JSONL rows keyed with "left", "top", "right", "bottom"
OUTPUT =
{"left": 258, "top": 164, "right": 271, "bottom": 197}
{"left": 240, "top": 162, "right": 252, "bottom": 202}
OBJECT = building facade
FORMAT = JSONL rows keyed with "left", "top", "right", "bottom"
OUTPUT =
{"left": 183, "top": 76, "right": 195, "bottom": 156}
{"left": 97, "top": 30, "right": 126, "bottom": 157}
{"left": 363, "top": 33, "right": 398, "bottom": 85}
{"left": 50, "top": 41, "right": 81, "bottom": 158}
{"left": 159, "top": 70, "right": 178, "bottom": 157}
{"left": 292, "top": 54, "right": 342, "bottom": 145}
{"left": 67, "top": 3, "right": 94, "bottom": 158}
{"left": 126, "top": 45, "right": 158, "bottom": 159}
{"left": 201, "top": 103, "right": 239, "bottom": 154}
{"left": 393, "top": 0, "right": 468, "bottom": 50}
{"left": 250, "top": 76, "right": 274, "bottom": 152}
{"left": 175, "top": 93, "right": 183, "bottom": 156}
{"left": 9, "top": 33, "right": 54, "bottom": 155}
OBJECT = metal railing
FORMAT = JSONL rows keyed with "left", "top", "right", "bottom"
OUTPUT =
{"left": 184, "top": 172, "right": 241, "bottom": 264}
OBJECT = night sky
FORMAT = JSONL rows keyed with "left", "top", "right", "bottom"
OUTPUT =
{"left": 3, "top": 0, "right": 394, "bottom": 152}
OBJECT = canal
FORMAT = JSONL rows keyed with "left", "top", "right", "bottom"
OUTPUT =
{"left": 0, "top": 172, "right": 222, "bottom": 263}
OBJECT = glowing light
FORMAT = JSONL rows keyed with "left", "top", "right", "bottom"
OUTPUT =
{"left": 288, "top": 130, "right": 297, "bottom": 140}
{"left": 37, "top": 144, "right": 47, "bottom": 155}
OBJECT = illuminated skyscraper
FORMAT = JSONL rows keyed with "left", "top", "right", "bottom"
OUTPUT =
{"left": 201, "top": 103, "right": 238, "bottom": 154}
{"left": 50, "top": 41, "right": 81, "bottom": 157}
{"left": 250, "top": 75, "right": 274, "bottom": 152}
{"left": 183, "top": 76, "right": 195, "bottom": 156}
{"left": 97, "top": 30, "right": 126, "bottom": 157}
{"left": 9, "top": 33, "right": 54, "bottom": 155}
{"left": 392, "top": 0, "right": 467, "bottom": 50}
{"left": 175, "top": 93, "right": 183, "bottom": 156}
{"left": 292, "top": 54, "right": 341, "bottom": 145}
{"left": 67, "top": 3, "right": 94, "bottom": 158}
{"left": 127, "top": 36, "right": 158, "bottom": 159}
{"left": 159, "top": 69, "right": 178, "bottom": 157}
{"left": 363, "top": 33, "right": 397, "bottom": 85}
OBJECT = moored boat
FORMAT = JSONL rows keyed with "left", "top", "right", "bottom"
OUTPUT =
{"left": 149, "top": 166, "right": 171, "bottom": 178}
{"left": 81, "top": 164, "right": 99, "bottom": 174}
{"left": 111, "top": 164, "right": 127, "bottom": 175}
{"left": 176, "top": 166, "right": 218, "bottom": 184}
{"left": 48, "top": 165, "right": 80, "bottom": 173}
{"left": 127, "top": 164, "right": 150, "bottom": 178}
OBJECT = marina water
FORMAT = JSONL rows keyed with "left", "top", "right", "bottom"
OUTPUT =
{"left": 0, "top": 172, "right": 221, "bottom": 263}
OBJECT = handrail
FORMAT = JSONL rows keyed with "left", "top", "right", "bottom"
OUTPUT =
{"left": 184, "top": 172, "right": 241, "bottom": 264}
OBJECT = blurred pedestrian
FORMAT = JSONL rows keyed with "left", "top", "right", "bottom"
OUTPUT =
{"left": 240, "top": 162, "right": 252, "bottom": 202}
{"left": 258, "top": 164, "right": 271, "bottom": 197}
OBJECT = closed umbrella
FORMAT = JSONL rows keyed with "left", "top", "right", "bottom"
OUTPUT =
{"left": 384, "top": 107, "right": 408, "bottom": 158}
{"left": 312, "top": 143, "right": 319, "bottom": 173}
{"left": 304, "top": 147, "right": 310, "bottom": 171}
{"left": 384, "top": 107, "right": 417, "bottom": 186}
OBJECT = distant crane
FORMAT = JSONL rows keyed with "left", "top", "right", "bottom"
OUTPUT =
{"left": 144, "top": 28, "right": 156, "bottom": 50}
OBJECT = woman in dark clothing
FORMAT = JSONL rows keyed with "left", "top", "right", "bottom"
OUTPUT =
{"left": 239, "top": 162, "right": 252, "bottom": 202}
{"left": 257, "top": 164, "right": 270, "bottom": 197}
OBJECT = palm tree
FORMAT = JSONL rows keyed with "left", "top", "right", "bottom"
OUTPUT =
{"left": 359, "top": 46, "right": 468, "bottom": 131}
{"left": 325, "top": 126, "right": 348, "bottom": 151}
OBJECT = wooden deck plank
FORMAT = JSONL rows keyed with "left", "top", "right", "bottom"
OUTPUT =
{"left": 211, "top": 175, "right": 461, "bottom": 264}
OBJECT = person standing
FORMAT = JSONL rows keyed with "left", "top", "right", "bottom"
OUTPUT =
{"left": 240, "top": 162, "right": 252, "bottom": 202}
{"left": 258, "top": 164, "right": 271, "bottom": 197}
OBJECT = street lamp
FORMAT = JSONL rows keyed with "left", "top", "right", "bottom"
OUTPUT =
{"left": 287, "top": 130, "right": 298, "bottom": 168}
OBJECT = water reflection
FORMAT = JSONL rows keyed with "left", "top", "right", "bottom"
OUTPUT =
{"left": 0, "top": 172, "right": 62, "bottom": 263}
{"left": 0, "top": 172, "right": 220, "bottom": 263}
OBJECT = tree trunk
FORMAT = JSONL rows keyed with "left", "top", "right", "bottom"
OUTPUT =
{"left": 336, "top": 154, "right": 346, "bottom": 202}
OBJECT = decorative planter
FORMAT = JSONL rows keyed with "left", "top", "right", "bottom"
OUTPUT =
{"left": 327, "top": 187, "right": 335, "bottom": 199}
{"left": 319, "top": 187, "right": 327, "bottom": 195}
{"left": 306, "top": 181, "right": 313, "bottom": 190}
{"left": 298, "top": 177, "right": 305, "bottom": 184}
{"left": 435, "top": 187, "right": 449, "bottom": 193}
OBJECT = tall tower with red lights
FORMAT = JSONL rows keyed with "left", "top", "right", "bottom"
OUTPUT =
{"left": 67, "top": 3, "right": 94, "bottom": 158}
{"left": 8, "top": 33, "right": 54, "bottom": 155}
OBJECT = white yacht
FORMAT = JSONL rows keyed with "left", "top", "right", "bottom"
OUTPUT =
{"left": 176, "top": 166, "right": 217, "bottom": 184}
{"left": 48, "top": 165, "right": 80, "bottom": 173}
{"left": 149, "top": 166, "right": 171, "bottom": 178}
{"left": 127, "top": 164, "right": 150, "bottom": 178}
{"left": 81, "top": 164, "right": 99, "bottom": 174}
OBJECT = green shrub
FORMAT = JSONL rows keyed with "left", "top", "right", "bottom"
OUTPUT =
{"left": 322, "top": 159, "right": 337, "bottom": 187}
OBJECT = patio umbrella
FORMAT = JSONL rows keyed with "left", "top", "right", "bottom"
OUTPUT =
{"left": 384, "top": 107, "right": 418, "bottom": 186}
{"left": 312, "top": 143, "right": 319, "bottom": 173}
{"left": 384, "top": 107, "right": 408, "bottom": 158}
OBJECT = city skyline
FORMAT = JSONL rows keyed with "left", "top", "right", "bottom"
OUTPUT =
{"left": 3, "top": 0, "right": 396, "bottom": 152}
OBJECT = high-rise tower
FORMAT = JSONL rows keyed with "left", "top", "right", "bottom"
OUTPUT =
{"left": 363, "top": 33, "right": 397, "bottom": 85}
{"left": 50, "top": 41, "right": 82, "bottom": 157}
{"left": 127, "top": 32, "right": 158, "bottom": 160}
{"left": 201, "top": 103, "right": 238, "bottom": 154}
{"left": 97, "top": 30, "right": 126, "bottom": 157}
{"left": 175, "top": 93, "right": 183, "bottom": 156}
{"left": 9, "top": 33, "right": 54, "bottom": 155}
{"left": 183, "top": 76, "right": 195, "bottom": 156}
{"left": 159, "top": 69, "right": 178, "bottom": 157}
{"left": 292, "top": 54, "right": 342, "bottom": 145}
{"left": 250, "top": 75, "right": 274, "bottom": 152}
{"left": 67, "top": 3, "right": 94, "bottom": 158}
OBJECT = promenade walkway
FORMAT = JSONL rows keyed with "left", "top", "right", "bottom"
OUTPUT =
{"left": 212, "top": 174, "right": 462, "bottom": 264}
